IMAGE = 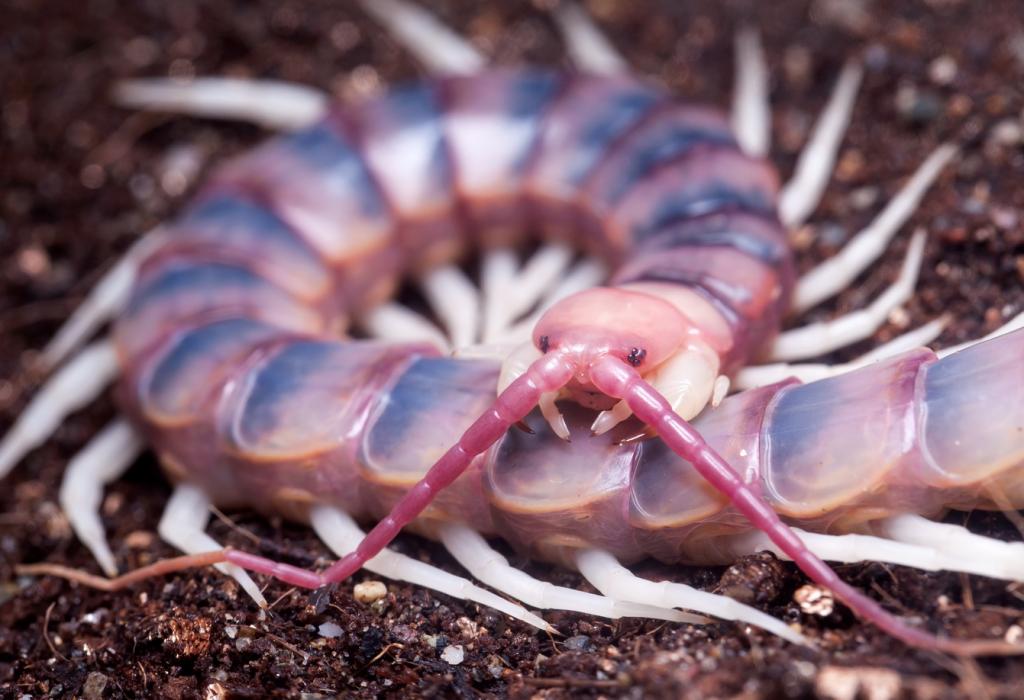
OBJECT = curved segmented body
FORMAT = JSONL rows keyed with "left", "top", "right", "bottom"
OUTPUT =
{"left": 117, "top": 68, "right": 793, "bottom": 547}
{"left": 8, "top": 1, "right": 1024, "bottom": 658}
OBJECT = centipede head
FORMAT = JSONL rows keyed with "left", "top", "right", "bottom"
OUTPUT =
{"left": 533, "top": 287, "right": 689, "bottom": 388}
{"left": 529, "top": 287, "right": 720, "bottom": 430}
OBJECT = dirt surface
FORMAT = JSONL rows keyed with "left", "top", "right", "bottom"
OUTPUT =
{"left": 3, "top": 0, "right": 1024, "bottom": 697}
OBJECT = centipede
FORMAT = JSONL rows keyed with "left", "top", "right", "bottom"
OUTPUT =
{"left": 5, "top": 0, "right": 1024, "bottom": 682}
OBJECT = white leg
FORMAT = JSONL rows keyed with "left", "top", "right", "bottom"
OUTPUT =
{"left": 309, "top": 505, "right": 552, "bottom": 631}
{"left": 158, "top": 484, "right": 267, "bottom": 606}
{"left": 729, "top": 528, "right": 942, "bottom": 571}
{"left": 734, "top": 361, "right": 836, "bottom": 390}
{"left": 496, "top": 259, "right": 607, "bottom": 345}
{"left": 451, "top": 341, "right": 519, "bottom": 361}
{"left": 729, "top": 521, "right": 1024, "bottom": 584}
{"left": 357, "top": 302, "right": 451, "bottom": 352}
{"left": 114, "top": 78, "right": 328, "bottom": 131}
{"left": 0, "top": 339, "right": 119, "bottom": 479}
{"left": 732, "top": 27, "right": 771, "bottom": 158}
{"left": 483, "top": 244, "right": 574, "bottom": 343}
{"left": 480, "top": 248, "right": 519, "bottom": 344}
{"left": 793, "top": 143, "right": 957, "bottom": 312}
{"left": 770, "top": 229, "right": 925, "bottom": 361}
{"left": 779, "top": 62, "right": 863, "bottom": 228}
{"left": 41, "top": 233, "right": 163, "bottom": 371}
{"left": 357, "top": 0, "right": 485, "bottom": 75}
{"left": 573, "top": 549, "right": 808, "bottom": 645}
{"left": 551, "top": 1, "right": 628, "bottom": 75}
{"left": 735, "top": 316, "right": 947, "bottom": 390}
{"left": 419, "top": 265, "right": 481, "bottom": 350}
{"left": 58, "top": 419, "right": 143, "bottom": 576}
{"left": 437, "top": 523, "right": 705, "bottom": 624}
{"left": 855, "top": 315, "right": 948, "bottom": 362}
{"left": 496, "top": 341, "right": 542, "bottom": 394}
{"left": 538, "top": 391, "right": 570, "bottom": 441}
{"left": 937, "top": 311, "right": 1024, "bottom": 358}
{"left": 495, "top": 342, "right": 571, "bottom": 438}
{"left": 871, "top": 514, "right": 1024, "bottom": 582}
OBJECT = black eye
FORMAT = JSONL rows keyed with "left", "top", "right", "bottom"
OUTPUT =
{"left": 626, "top": 347, "right": 646, "bottom": 367}
{"left": 539, "top": 335, "right": 550, "bottom": 353}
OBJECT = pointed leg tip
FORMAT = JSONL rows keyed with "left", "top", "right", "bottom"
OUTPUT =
{"left": 590, "top": 411, "right": 618, "bottom": 436}
{"left": 544, "top": 412, "right": 571, "bottom": 441}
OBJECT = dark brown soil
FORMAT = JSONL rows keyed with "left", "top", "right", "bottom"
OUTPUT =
{"left": 3, "top": 1, "right": 1024, "bottom": 697}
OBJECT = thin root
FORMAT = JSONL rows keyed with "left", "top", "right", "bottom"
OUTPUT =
{"left": 16, "top": 550, "right": 229, "bottom": 592}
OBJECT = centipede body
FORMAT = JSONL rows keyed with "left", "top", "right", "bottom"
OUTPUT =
{"left": 2, "top": 0, "right": 1024, "bottom": 695}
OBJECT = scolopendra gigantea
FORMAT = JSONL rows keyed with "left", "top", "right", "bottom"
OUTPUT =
{"left": 6, "top": 0, "right": 1024, "bottom": 683}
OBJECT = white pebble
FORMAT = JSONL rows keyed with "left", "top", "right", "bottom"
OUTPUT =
{"left": 991, "top": 118, "right": 1022, "bottom": 146}
{"left": 928, "top": 55, "right": 957, "bottom": 85}
{"left": 794, "top": 583, "right": 835, "bottom": 617}
{"left": 353, "top": 580, "right": 388, "bottom": 604}
{"left": 318, "top": 622, "right": 343, "bottom": 639}
{"left": 441, "top": 644, "right": 465, "bottom": 666}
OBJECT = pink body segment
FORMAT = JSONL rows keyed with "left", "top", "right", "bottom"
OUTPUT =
{"left": 34, "top": 66, "right": 1011, "bottom": 655}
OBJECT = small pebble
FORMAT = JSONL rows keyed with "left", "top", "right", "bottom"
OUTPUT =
{"left": 80, "top": 609, "right": 107, "bottom": 626}
{"left": 564, "top": 635, "right": 593, "bottom": 651}
{"left": 848, "top": 185, "right": 879, "bottom": 211}
{"left": 456, "top": 615, "right": 481, "bottom": 639}
{"left": 16, "top": 246, "right": 50, "bottom": 278}
{"left": 486, "top": 654, "right": 505, "bottom": 679}
{"left": 353, "top": 580, "right": 387, "bottom": 604}
{"left": 815, "top": 665, "right": 900, "bottom": 700}
{"left": 205, "top": 682, "right": 228, "bottom": 700}
{"left": 895, "top": 84, "right": 942, "bottom": 124}
{"left": 441, "top": 644, "right": 465, "bottom": 665}
{"left": 794, "top": 584, "right": 835, "bottom": 617}
{"left": 719, "top": 551, "right": 788, "bottom": 605}
{"left": 928, "top": 55, "right": 957, "bottom": 85}
{"left": 887, "top": 306, "right": 910, "bottom": 329}
{"left": 991, "top": 205, "right": 1019, "bottom": 230}
{"left": 318, "top": 621, "right": 343, "bottom": 639}
{"left": 82, "top": 671, "right": 108, "bottom": 700}
{"left": 990, "top": 118, "right": 1022, "bottom": 146}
